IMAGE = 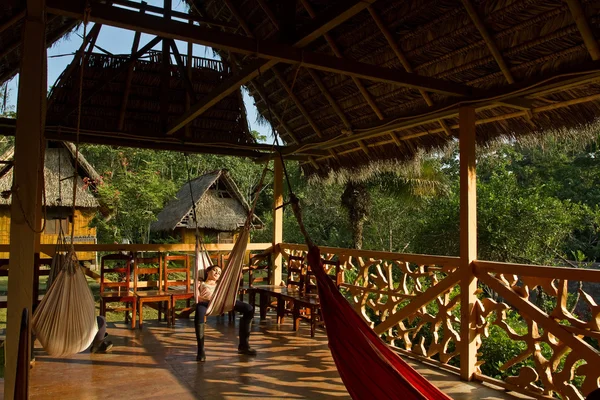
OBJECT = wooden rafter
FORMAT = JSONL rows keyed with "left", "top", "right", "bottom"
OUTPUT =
{"left": 0, "top": 9, "right": 26, "bottom": 35}
{"left": 110, "top": 0, "right": 238, "bottom": 29}
{"left": 169, "top": 39, "right": 196, "bottom": 102}
{"left": 56, "top": 35, "right": 162, "bottom": 122}
{"left": 272, "top": 63, "right": 600, "bottom": 158}
{"left": 48, "top": 23, "right": 101, "bottom": 109}
{"left": 565, "top": 0, "right": 600, "bottom": 61}
{"left": 157, "top": 0, "right": 377, "bottom": 135}
{"left": 118, "top": 6, "right": 143, "bottom": 131}
{"left": 460, "top": 0, "right": 514, "bottom": 84}
{"left": 47, "top": 0, "right": 472, "bottom": 98}
{"left": 368, "top": 5, "right": 454, "bottom": 138}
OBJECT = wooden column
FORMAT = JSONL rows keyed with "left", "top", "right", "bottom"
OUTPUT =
{"left": 5, "top": 0, "right": 47, "bottom": 396}
{"left": 271, "top": 158, "right": 283, "bottom": 285}
{"left": 459, "top": 106, "right": 478, "bottom": 381}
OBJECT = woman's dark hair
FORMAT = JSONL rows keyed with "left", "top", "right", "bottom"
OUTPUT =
{"left": 204, "top": 265, "right": 220, "bottom": 279}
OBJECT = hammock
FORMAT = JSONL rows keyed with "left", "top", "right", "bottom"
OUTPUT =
{"left": 205, "top": 227, "right": 249, "bottom": 316}
{"left": 32, "top": 250, "right": 98, "bottom": 357}
{"left": 202, "top": 167, "right": 268, "bottom": 316}
{"left": 290, "top": 197, "right": 450, "bottom": 400}
{"left": 31, "top": 20, "right": 98, "bottom": 357}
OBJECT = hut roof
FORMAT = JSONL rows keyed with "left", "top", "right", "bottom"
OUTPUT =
{"left": 150, "top": 169, "right": 262, "bottom": 233}
{"left": 0, "top": 1, "right": 76, "bottom": 85}
{"left": 3, "top": 1, "right": 600, "bottom": 177}
{"left": 0, "top": 142, "right": 99, "bottom": 208}
{"left": 45, "top": 50, "right": 256, "bottom": 151}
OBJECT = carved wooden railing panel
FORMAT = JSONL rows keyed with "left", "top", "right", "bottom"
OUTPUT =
{"left": 475, "top": 261, "right": 600, "bottom": 399}
{"left": 279, "top": 244, "right": 600, "bottom": 400}
{"left": 279, "top": 244, "right": 462, "bottom": 367}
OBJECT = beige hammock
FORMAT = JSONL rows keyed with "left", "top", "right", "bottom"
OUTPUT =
{"left": 32, "top": 249, "right": 98, "bottom": 357}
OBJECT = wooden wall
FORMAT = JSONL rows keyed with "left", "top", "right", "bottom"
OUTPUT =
{"left": 0, "top": 207, "right": 97, "bottom": 261}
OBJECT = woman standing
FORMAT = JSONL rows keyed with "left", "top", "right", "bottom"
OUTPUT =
{"left": 195, "top": 265, "right": 257, "bottom": 362}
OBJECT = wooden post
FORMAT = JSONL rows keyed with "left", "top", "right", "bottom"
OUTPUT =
{"left": 271, "top": 158, "right": 283, "bottom": 285}
{"left": 5, "top": 0, "right": 47, "bottom": 396}
{"left": 459, "top": 106, "right": 478, "bottom": 381}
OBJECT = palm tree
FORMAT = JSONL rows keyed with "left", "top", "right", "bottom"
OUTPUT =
{"left": 341, "top": 157, "right": 448, "bottom": 250}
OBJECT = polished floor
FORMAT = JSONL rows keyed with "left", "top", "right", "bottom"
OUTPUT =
{"left": 2, "top": 314, "right": 529, "bottom": 399}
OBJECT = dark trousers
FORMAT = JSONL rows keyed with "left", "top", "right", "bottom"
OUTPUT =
{"left": 93, "top": 315, "right": 107, "bottom": 344}
{"left": 194, "top": 300, "right": 254, "bottom": 324}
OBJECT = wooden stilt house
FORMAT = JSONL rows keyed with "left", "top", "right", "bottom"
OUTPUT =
{"left": 150, "top": 169, "right": 262, "bottom": 248}
{"left": 0, "top": 141, "right": 101, "bottom": 262}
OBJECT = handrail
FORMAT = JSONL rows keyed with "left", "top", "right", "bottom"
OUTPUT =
{"left": 280, "top": 243, "right": 460, "bottom": 267}
{"left": 0, "top": 243, "right": 273, "bottom": 254}
{"left": 15, "top": 307, "right": 29, "bottom": 400}
{"left": 474, "top": 259, "right": 600, "bottom": 282}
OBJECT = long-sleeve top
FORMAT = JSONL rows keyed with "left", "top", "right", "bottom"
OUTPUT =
{"left": 198, "top": 281, "right": 217, "bottom": 302}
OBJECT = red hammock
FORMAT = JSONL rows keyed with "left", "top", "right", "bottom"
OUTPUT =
{"left": 306, "top": 245, "right": 451, "bottom": 400}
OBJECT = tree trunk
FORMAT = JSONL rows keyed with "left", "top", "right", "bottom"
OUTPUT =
{"left": 342, "top": 181, "right": 371, "bottom": 250}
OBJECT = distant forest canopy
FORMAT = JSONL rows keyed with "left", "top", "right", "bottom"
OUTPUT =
{"left": 0, "top": 128, "right": 599, "bottom": 266}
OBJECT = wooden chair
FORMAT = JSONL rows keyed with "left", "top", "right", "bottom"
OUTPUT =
{"left": 300, "top": 258, "right": 341, "bottom": 336}
{"left": 99, "top": 253, "right": 137, "bottom": 329}
{"left": 164, "top": 254, "right": 194, "bottom": 326}
{"left": 278, "top": 254, "right": 306, "bottom": 324}
{"left": 133, "top": 254, "right": 171, "bottom": 329}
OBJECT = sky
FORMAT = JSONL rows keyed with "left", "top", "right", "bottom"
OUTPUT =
{"left": 4, "top": 0, "right": 273, "bottom": 142}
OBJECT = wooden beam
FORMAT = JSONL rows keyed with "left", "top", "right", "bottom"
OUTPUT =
{"left": 272, "top": 66, "right": 322, "bottom": 138}
{"left": 474, "top": 260, "right": 600, "bottom": 283}
{"left": 368, "top": 5, "right": 454, "bottom": 136}
{"left": 460, "top": 0, "right": 514, "bottom": 83}
{"left": 5, "top": 0, "right": 46, "bottom": 396}
{"left": 459, "top": 106, "right": 477, "bottom": 381}
{"left": 565, "top": 0, "right": 600, "bottom": 61}
{"left": 256, "top": 0, "right": 279, "bottom": 30}
{"left": 162, "top": 0, "right": 375, "bottom": 135}
{"left": 272, "top": 158, "right": 284, "bottom": 285}
{"left": 276, "top": 63, "right": 600, "bottom": 156}
{"left": 47, "top": 23, "right": 101, "bottom": 109}
{"left": 169, "top": 39, "right": 196, "bottom": 102}
{"left": 108, "top": 0, "right": 239, "bottom": 29}
{"left": 47, "top": 0, "right": 472, "bottom": 97}
{"left": 0, "top": 9, "right": 26, "bottom": 35}
{"left": 118, "top": 7, "right": 143, "bottom": 131}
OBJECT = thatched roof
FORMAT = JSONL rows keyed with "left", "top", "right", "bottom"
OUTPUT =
{"left": 0, "top": 142, "right": 99, "bottom": 208}
{"left": 0, "top": 1, "right": 77, "bottom": 84}
{"left": 4, "top": 1, "right": 600, "bottom": 178}
{"left": 45, "top": 50, "right": 256, "bottom": 150}
{"left": 150, "top": 169, "right": 262, "bottom": 233}
{"left": 192, "top": 0, "right": 600, "bottom": 178}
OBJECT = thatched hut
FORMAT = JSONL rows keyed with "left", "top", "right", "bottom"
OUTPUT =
{"left": 150, "top": 169, "right": 262, "bottom": 245}
{"left": 0, "top": 141, "right": 101, "bottom": 261}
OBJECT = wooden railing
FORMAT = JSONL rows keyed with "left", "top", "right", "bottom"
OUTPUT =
{"left": 279, "top": 243, "right": 600, "bottom": 400}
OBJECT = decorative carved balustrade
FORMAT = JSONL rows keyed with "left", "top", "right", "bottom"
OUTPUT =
{"left": 279, "top": 243, "right": 600, "bottom": 400}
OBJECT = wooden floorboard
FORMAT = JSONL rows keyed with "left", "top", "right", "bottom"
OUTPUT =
{"left": 1, "top": 315, "right": 530, "bottom": 399}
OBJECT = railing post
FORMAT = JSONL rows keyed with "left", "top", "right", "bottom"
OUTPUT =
{"left": 5, "top": 0, "right": 46, "bottom": 396}
{"left": 271, "top": 158, "right": 283, "bottom": 285}
{"left": 459, "top": 106, "right": 478, "bottom": 381}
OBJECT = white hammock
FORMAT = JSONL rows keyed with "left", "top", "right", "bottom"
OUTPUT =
{"left": 32, "top": 250, "right": 98, "bottom": 357}
{"left": 206, "top": 227, "right": 249, "bottom": 316}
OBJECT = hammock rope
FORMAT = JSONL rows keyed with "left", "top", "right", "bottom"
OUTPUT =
{"left": 32, "top": 13, "right": 98, "bottom": 356}
{"left": 184, "top": 154, "right": 211, "bottom": 303}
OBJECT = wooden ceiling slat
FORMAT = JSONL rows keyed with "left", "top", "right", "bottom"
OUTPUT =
{"left": 565, "top": 0, "right": 600, "bottom": 61}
